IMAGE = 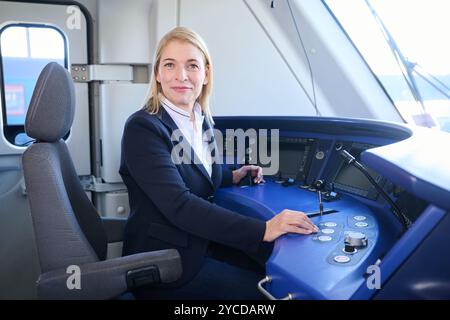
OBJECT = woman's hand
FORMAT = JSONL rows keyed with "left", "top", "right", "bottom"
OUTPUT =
{"left": 232, "top": 165, "right": 265, "bottom": 185}
{"left": 263, "top": 209, "right": 319, "bottom": 242}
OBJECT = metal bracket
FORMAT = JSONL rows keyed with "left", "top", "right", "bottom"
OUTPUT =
{"left": 71, "top": 65, "right": 89, "bottom": 82}
{"left": 70, "top": 64, "right": 133, "bottom": 82}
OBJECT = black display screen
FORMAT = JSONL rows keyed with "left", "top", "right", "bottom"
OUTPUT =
{"left": 260, "top": 137, "right": 314, "bottom": 182}
{"left": 333, "top": 147, "right": 380, "bottom": 197}
{"left": 278, "top": 141, "right": 307, "bottom": 179}
{"left": 246, "top": 136, "right": 313, "bottom": 181}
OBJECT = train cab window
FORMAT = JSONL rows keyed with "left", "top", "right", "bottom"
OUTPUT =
{"left": 0, "top": 24, "right": 67, "bottom": 146}
{"left": 324, "top": 0, "right": 450, "bottom": 133}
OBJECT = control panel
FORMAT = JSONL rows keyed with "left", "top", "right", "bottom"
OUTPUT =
{"left": 216, "top": 132, "right": 422, "bottom": 299}
{"left": 214, "top": 117, "right": 450, "bottom": 299}
{"left": 214, "top": 179, "right": 392, "bottom": 299}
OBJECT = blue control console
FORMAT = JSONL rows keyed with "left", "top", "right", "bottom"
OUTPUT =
{"left": 214, "top": 116, "right": 450, "bottom": 300}
{"left": 215, "top": 180, "right": 399, "bottom": 299}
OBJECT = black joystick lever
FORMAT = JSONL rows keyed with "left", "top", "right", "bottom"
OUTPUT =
{"left": 313, "top": 180, "right": 325, "bottom": 216}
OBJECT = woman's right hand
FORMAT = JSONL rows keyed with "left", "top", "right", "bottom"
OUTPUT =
{"left": 263, "top": 209, "right": 319, "bottom": 242}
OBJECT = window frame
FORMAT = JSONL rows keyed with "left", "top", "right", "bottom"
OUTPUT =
{"left": 0, "top": 22, "right": 69, "bottom": 146}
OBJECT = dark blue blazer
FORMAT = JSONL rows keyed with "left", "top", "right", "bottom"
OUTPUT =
{"left": 119, "top": 107, "right": 267, "bottom": 286}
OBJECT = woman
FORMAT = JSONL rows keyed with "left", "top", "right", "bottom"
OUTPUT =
{"left": 119, "top": 27, "right": 318, "bottom": 299}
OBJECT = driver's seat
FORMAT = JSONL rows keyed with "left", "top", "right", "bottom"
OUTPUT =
{"left": 22, "top": 62, "right": 182, "bottom": 299}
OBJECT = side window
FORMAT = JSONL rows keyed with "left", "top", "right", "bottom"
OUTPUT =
{"left": 0, "top": 24, "right": 67, "bottom": 146}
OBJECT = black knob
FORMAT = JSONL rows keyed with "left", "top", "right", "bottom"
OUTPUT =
{"left": 344, "top": 232, "right": 368, "bottom": 248}
{"left": 313, "top": 179, "right": 325, "bottom": 191}
{"left": 344, "top": 244, "right": 356, "bottom": 254}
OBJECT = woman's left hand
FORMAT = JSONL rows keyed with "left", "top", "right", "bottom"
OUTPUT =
{"left": 232, "top": 165, "right": 265, "bottom": 185}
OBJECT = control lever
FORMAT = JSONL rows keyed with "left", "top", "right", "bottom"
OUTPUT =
{"left": 239, "top": 171, "right": 255, "bottom": 187}
{"left": 313, "top": 180, "right": 325, "bottom": 216}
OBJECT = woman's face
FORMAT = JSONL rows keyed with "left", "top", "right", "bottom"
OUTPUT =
{"left": 157, "top": 40, "right": 209, "bottom": 111}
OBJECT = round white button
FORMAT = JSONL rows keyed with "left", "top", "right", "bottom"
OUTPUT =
{"left": 324, "top": 222, "right": 337, "bottom": 227}
{"left": 334, "top": 255, "right": 351, "bottom": 263}
{"left": 354, "top": 215, "right": 367, "bottom": 221}
{"left": 318, "top": 235, "right": 332, "bottom": 242}
{"left": 321, "top": 228, "right": 335, "bottom": 234}
{"left": 355, "top": 222, "right": 369, "bottom": 228}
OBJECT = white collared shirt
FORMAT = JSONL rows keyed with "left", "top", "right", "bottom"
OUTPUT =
{"left": 161, "top": 98, "right": 212, "bottom": 177}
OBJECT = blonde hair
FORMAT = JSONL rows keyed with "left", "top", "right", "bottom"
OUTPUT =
{"left": 144, "top": 27, "right": 214, "bottom": 123}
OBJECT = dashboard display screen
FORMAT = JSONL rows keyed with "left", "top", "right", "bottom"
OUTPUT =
{"left": 270, "top": 137, "right": 314, "bottom": 182}
{"left": 333, "top": 147, "right": 381, "bottom": 198}
{"left": 278, "top": 142, "right": 307, "bottom": 179}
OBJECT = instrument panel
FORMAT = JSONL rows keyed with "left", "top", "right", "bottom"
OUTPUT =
{"left": 213, "top": 116, "right": 449, "bottom": 300}
{"left": 240, "top": 133, "right": 387, "bottom": 202}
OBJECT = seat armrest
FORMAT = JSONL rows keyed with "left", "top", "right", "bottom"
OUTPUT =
{"left": 37, "top": 249, "right": 182, "bottom": 300}
{"left": 101, "top": 217, "right": 127, "bottom": 243}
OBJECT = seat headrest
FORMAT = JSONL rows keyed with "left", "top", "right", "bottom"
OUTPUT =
{"left": 25, "top": 62, "right": 75, "bottom": 142}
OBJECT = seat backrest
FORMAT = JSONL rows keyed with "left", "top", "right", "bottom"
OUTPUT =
{"left": 22, "top": 62, "right": 108, "bottom": 273}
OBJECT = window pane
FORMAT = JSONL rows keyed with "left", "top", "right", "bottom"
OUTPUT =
{"left": 1, "top": 25, "right": 66, "bottom": 144}
{"left": 324, "top": 0, "right": 450, "bottom": 132}
{"left": 0, "top": 26, "right": 28, "bottom": 57}
{"left": 29, "top": 27, "right": 65, "bottom": 59}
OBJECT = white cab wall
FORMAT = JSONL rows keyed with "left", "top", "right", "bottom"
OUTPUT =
{"left": 99, "top": 83, "right": 149, "bottom": 182}
{"left": 158, "top": 0, "right": 318, "bottom": 117}
{"left": 154, "top": 0, "right": 403, "bottom": 120}
{"left": 97, "top": 0, "right": 154, "bottom": 184}
{"left": 98, "top": 0, "right": 153, "bottom": 64}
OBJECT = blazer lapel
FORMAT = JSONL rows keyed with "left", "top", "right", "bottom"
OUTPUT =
{"left": 203, "top": 116, "right": 222, "bottom": 190}
{"left": 156, "top": 107, "right": 215, "bottom": 189}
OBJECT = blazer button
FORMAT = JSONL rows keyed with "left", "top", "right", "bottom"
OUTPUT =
{"left": 207, "top": 195, "right": 215, "bottom": 203}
